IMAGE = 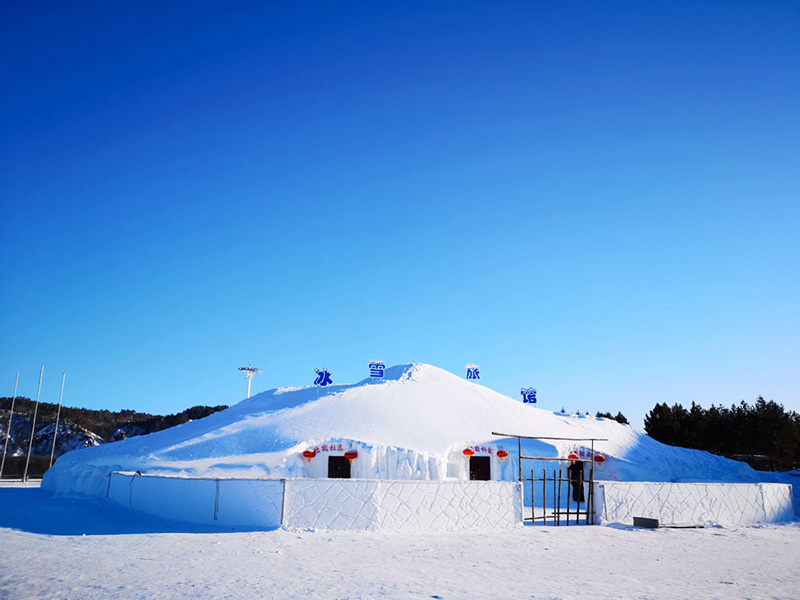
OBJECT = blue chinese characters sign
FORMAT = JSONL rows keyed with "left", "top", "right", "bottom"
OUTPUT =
{"left": 521, "top": 387, "right": 537, "bottom": 403}
{"left": 465, "top": 364, "right": 480, "bottom": 380}
{"left": 314, "top": 368, "right": 333, "bottom": 387}
{"left": 369, "top": 361, "right": 385, "bottom": 378}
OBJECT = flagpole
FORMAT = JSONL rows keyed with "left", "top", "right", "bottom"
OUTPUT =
{"left": 23, "top": 365, "right": 44, "bottom": 482}
{"left": 0, "top": 371, "right": 19, "bottom": 479}
{"left": 49, "top": 372, "right": 66, "bottom": 468}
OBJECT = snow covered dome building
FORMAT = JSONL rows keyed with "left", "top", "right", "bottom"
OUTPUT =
{"left": 43, "top": 364, "right": 793, "bottom": 531}
{"left": 44, "top": 363, "right": 759, "bottom": 495}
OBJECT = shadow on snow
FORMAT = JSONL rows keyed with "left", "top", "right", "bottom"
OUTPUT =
{"left": 0, "top": 487, "right": 277, "bottom": 536}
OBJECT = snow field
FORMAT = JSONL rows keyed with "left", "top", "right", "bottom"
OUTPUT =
{"left": 1, "top": 485, "right": 798, "bottom": 599}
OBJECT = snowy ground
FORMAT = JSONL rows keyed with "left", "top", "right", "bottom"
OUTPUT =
{"left": 1, "top": 483, "right": 798, "bottom": 599}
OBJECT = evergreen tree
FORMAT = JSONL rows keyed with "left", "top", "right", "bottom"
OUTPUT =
{"left": 644, "top": 397, "right": 799, "bottom": 470}
{"left": 613, "top": 412, "right": 629, "bottom": 425}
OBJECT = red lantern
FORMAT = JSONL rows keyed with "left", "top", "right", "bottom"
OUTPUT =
{"left": 567, "top": 452, "right": 580, "bottom": 461}
{"left": 344, "top": 450, "right": 358, "bottom": 463}
{"left": 462, "top": 448, "right": 475, "bottom": 459}
{"left": 302, "top": 450, "right": 316, "bottom": 462}
{"left": 497, "top": 450, "right": 509, "bottom": 462}
{"left": 594, "top": 454, "right": 606, "bottom": 464}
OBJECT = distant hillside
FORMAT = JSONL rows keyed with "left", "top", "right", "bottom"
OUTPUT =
{"left": 0, "top": 397, "right": 228, "bottom": 479}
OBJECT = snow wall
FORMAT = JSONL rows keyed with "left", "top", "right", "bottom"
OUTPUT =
{"left": 106, "top": 473, "right": 523, "bottom": 532}
{"left": 596, "top": 481, "right": 795, "bottom": 526}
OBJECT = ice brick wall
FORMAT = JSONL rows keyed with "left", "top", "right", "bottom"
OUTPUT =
{"left": 378, "top": 480, "right": 521, "bottom": 531}
{"left": 106, "top": 474, "right": 522, "bottom": 531}
{"left": 217, "top": 479, "right": 284, "bottom": 527}
{"left": 285, "top": 480, "right": 381, "bottom": 530}
{"left": 108, "top": 472, "right": 219, "bottom": 525}
{"left": 285, "top": 480, "right": 522, "bottom": 531}
{"left": 597, "top": 482, "right": 794, "bottom": 526}
{"left": 107, "top": 473, "right": 285, "bottom": 528}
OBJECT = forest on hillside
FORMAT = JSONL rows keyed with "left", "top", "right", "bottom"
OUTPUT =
{"left": 0, "top": 396, "right": 228, "bottom": 442}
{"left": 0, "top": 397, "right": 228, "bottom": 478}
{"left": 644, "top": 397, "right": 800, "bottom": 471}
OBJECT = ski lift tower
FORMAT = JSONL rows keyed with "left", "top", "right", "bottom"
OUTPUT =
{"left": 238, "top": 364, "right": 262, "bottom": 399}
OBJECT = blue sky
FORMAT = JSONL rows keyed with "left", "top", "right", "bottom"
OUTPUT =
{"left": 2, "top": 1, "right": 798, "bottom": 429}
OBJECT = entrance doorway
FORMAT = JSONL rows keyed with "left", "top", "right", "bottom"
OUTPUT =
{"left": 469, "top": 456, "right": 490, "bottom": 480}
{"left": 328, "top": 456, "right": 351, "bottom": 479}
{"left": 490, "top": 430, "right": 607, "bottom": 526}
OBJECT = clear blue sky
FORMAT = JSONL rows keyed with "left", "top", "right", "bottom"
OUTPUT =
{"left": 2, "top": 1, "right": 798, "bottom": 429}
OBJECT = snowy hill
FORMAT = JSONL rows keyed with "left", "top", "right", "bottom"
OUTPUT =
{"left": 0, "top": 411, "right": 102, "bottom": 458}
{"left": 43, "top": 363, "right": 758, "bottom": 497}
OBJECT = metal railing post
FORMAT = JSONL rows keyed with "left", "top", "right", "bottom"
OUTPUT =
{"left": 280, "top": 478, "right": 288, "bottom": 528}
{"left": 0, "top": 371, "right": 19, "bottom": 479}
{"left": 530, "top": 469, "right": 534, "bottom": 525}
{"left": 23, "top": 365, "right": 44, "bottom": 482}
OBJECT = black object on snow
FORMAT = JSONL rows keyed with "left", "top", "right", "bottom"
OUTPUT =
{"left": 567, "top": 460, "right": 585, "bottom": 503}
{"left": 633, "top": 517, "right": 659, "bottom": 528}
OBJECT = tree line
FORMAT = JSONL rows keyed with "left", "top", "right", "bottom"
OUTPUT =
{"left": 0, "top": 396, "right": 228, "bottom": 442}
{"left": 644, "top": 397, "right": 799, "bottom": 471}
{"left": 0, "top": 396, "right": 228, "bottom": 478}
{"left": 595, "top": 411, "right": 629, "bottom": 425}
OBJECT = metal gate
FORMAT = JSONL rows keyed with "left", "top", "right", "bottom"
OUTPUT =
{"left": 527, "top": 464, "right": 593, "bottom": 525}
{"left": 492, "top": 432, "right": 607, "bottom": 526}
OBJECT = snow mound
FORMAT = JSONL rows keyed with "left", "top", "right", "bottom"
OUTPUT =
{"left": 43, "top": 363, "right": 758, "bottom": 497}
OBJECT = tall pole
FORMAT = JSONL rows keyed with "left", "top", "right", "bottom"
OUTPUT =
{"left": 238, "top": 365, "right": 261, "bottom": 399}
{"left": 23, "top": 365, "right": 44, "bottom": 482}
{"left": 0, "top": 371, "right": 19, "bottom": 479}
{"left": 49, "top": 372, "right": 66, "bottom": 468}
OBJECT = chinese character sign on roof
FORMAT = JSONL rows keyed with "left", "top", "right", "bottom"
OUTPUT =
{"left": 368, "top": 361, "right": 385, "bottom": 378}
{"left": 465, "top": 364, "right": 480, "bottom": 380}
{"left": 521, "top": 387, "right": 537, "bottom": 403}
{"left": 314, "top": 368, "right": 333, "bottom": 387}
